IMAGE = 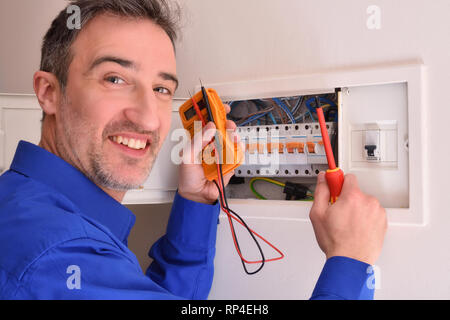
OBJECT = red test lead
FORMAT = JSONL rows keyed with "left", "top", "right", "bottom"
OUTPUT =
{"left": 187, "top": 84, "right": 285, "bottom": 275}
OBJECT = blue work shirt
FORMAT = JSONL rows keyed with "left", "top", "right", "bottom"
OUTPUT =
{"left": 0, "top": 141, "right": 374, "bottom": 300}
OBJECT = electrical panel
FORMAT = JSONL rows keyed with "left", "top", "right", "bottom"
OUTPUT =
{"left": 224, "top": 93, "right": 339, "bottom": 201}
{"left": 197, "top": 64, "right": 426, "bottom": 226}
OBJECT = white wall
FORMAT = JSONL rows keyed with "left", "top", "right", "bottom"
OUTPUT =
{"left": 1, "top": 0, "right": 449, "bottom": 299}
{"left": 0, "top": 0, "right": 65, "bottom": 94}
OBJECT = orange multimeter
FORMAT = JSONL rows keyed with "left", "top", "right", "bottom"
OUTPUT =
{"left": 179, "top": 88, "right": 243, "bottom": 181}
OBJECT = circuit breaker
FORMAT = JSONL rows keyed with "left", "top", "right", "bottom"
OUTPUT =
{"left": 235, "top": 122, "right": 336, "bottom": 178}
{"left": 224, "top": 93, "right": 339, "bottom": 201}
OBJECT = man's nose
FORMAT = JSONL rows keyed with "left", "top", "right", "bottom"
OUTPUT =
{"left": 123, "top": 88, "right": 160, "bottom": 132}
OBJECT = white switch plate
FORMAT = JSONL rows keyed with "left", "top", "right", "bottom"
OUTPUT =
{"left": 351, "top": 121, "right": 398, "bottom": 165}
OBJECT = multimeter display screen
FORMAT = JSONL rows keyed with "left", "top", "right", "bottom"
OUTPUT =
{"left": 184, "top": 107, "right": 197, "bottom": 121}
{"left": 184, "top": 99, "right": 208, "bottom": 121}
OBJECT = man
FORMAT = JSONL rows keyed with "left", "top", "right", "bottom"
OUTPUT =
{"left": 0, "top": 0, "right": 386, "bottom": 300}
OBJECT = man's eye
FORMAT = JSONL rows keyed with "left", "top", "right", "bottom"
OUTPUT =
{"left": 155, "top": 87, "right": 172, "bottom": 95}
{"left": 105, "top": 76, "right": 125, "bottom": 85}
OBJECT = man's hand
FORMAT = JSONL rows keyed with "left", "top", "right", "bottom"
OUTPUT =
{"left": 309, "top": 172, "right": 387, "bottom": 265}
{"left": 178, "top": 104, "right": 239, "bottom": 204}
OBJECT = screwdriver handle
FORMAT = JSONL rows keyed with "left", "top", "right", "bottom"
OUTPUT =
{"left": 326, "top": 167, "right": 344, "bottom": 203}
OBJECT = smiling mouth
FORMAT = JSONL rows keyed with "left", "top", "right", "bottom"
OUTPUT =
{"left": 108, "top": 135, "right": 153, "bottom": 158}
{"left": 109, "top": 135, "right": 149, "bottom": 150}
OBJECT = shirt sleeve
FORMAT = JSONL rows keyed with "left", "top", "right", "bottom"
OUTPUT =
{"left": 146, "top": 192, "right": 221, "bottom": 300}
{"left": 15, "top": 237, "right": 182, "bottom": 299}
{"left": 14, "top": 192, "right": 220, "bottom": 300}
{"left": 310, "top": 256, "right": 375, "bottom": 300}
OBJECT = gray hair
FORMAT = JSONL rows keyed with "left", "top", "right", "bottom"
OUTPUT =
{"left": 40, "top": 0, "right": 180, "bottom": 93}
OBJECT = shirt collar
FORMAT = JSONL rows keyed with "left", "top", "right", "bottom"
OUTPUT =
{"left": 10, "top": 140, "right": 136, "bottom": 244}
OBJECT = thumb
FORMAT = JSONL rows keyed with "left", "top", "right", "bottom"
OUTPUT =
{"left": 311, "top": 172, "right": 330, "bottom": 215}
{"left": 191, "top": 121, "right": 216, "bottom": 151}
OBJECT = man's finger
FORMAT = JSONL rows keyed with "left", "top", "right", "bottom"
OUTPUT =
{"left": 339, "top": 173, "right": 360, "bottom": 197}
{"left": 311, "top": 172, "right": 330, "bottom": 216}
{"left": 225, "top": 119, "right": 236, "bottom": 131}
{"left": 221, "top": 170, "right": 235, "bottom": 187}
{"left": 224, "top": 103, "right": 231, "bottom": 114}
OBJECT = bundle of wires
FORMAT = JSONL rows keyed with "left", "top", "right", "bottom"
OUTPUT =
{"left": 192, "top": 89, "right": 285, "bottom": 275}
{"left": 237, "top": 106, "right": 275, "bottom": 126}
{"left": 231, "top": 95, "right": 338, "bottom": 127}
{"left": 272, "top": 98, "right": 296, "bottom": 123}
{"left": 304, "top": 97, "right": 338, "bottom": 122}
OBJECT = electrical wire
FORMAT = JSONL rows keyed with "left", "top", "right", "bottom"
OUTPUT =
{"left": 272, "top": 98, "right": 296, "bottom": 123}
{"left": 268, "top": 112, "right": 277, "bottom": 125}
{"left": 291, "top": 96, "right": 304, "bottom": 116}
{"left": 214, "top": 161, "right": 285, "bottom": 271}
{"left": 195, "top": 88, "right": 284, "bottom": 275}
{"left": 238, "top": 110, "right": 273, "bottom": 126}
{"left": 232, "top": 95, "right": 337, "bottom": 126}
{"left": 249, "top": 177, "right": 314, "bottom": 201}
{"left": 249, "top": 177, "right": 285, "bottom": 200}
{"left": 272, "top": 101, "right": 287, "bottom": 124}
{"left": 214, "top": 167, "right": 265, "bottom": 275}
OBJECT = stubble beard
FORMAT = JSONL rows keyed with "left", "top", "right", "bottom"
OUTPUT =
{"left": 56, "top": 95, "right": 160, "bottom": 192}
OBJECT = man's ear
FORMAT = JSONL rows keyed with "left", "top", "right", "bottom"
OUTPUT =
{"left": 33, "top": 71, "right": 62, "bottom": 116}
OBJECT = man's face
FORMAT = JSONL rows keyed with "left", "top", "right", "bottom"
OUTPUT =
{"left": 55, "top": 14, "right": 177, "bottom": 191}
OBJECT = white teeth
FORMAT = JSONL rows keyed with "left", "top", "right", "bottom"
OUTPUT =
{"left": 112, "top": 135, "right": 146, "bottom": 150}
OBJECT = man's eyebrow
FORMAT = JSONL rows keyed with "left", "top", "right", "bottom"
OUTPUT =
{"left": 159, "top": 72, "right": 179, "bottom": 90}
{"left": 86, "top": 56, "right": 137, "bottom": 73}
{"left": 86, "top": 56, "right": 178, "bottom": 90}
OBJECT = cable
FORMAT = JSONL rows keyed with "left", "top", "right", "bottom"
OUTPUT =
{"left": 252, "top": 177, "right": 286, "bottom": 188}
{"left": 216, "top": 164, "right": 284, "bottom": 266}
{"left": 249, "top": 177, "right": 285, "bottom": 200}
{"left": 270, "top": 101, "right": 287, "bottom": 124}
{"left": 214, "top": 168, "right": 265, "bottom": 275}
{"left": 238, "top": 110, "right": 273, "bottom": 126}
{"left": 249, "top": 177, "right": 314, "bottom": 201}
{"left": 305, "top": 96, "right": 337, "bottom": 121}
{"left": 189, "top": 91, "right": 206, "bottom": 126}
{"left": 272, "top": 98, "right": 296, "bottom": 123}
{"left": 268, "top": 112, "right": 277, "bottom": 125}
{"left": 197, "top": 85, "right": 284, "bottom": 275}
{"left": 291, "top": 96, "right": 304, "bottom": 116}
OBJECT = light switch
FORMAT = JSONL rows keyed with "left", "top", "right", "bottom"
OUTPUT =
{"left": 364, "top": 130, "right": 380, "bottom": 161}
{"left": 350, "top": 121, "right": 398, "bottom": 167}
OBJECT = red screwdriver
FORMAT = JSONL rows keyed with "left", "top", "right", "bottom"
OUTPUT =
{"left": 315, "top": 96, "right": 344, "bottom": 204}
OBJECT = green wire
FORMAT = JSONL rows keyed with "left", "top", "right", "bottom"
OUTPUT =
{"left": 249, "top": 177, "right": 314, "bottom": 201}
{"left": 250, "top": 179, "right": 267, "bottom": 199}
